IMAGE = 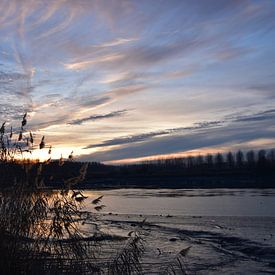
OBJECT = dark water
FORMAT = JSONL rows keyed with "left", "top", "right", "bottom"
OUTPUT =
{"left": 84, "top": 188, "right": 275, "bottom": 216}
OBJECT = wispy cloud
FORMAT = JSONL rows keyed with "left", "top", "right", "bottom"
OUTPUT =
{"left": 69, "top": 109, "right": 128, "bottom": 125}
{"left": 80, "top": 117, "right": 275, "bottom": 162}
{"left": 85, "top": 120, "right": 223, "bottom": 149}
{"left": 93, "top": 38, "right": 138, "bottom": 48}
{"left": 0, "top": 71, "right": 29, "bottom": 82}
{"left": 249, "top": 83, "right": 275, "bottom": 99}
{"left": 213, "top": 45, "right": 253, "bottom": 61}
{"left": 64, "top": 54, "right": 124, "bottom": 70}
{"left": 234, "top": 109, "right": 275, "bottom": 123}
{"left": 0, "top": 0, "right": 275, "bottom": 161}
{"left": 81, "top": 107, "right": 275, "bottom": 161}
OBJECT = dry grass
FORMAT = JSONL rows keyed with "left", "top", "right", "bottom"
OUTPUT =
{"left": 0, "top": 114, "right": 145, "bottom": 274}
{"left": 108, "top": 232, "right": 145, "bottom": 274}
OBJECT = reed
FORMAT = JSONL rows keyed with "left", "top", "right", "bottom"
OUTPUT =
{"left": 0, "top": 114, "right": 144, "bottom": 274}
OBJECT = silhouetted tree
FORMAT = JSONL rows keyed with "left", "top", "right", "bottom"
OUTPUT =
{"left": 195, "top": 155, "right": 204, "bottom": 167}
{"left": 187, "top": 156, "right": 194, "bottom": 169}
{"left": 215, "top": 153, "right": 224, "bottom": 169}
{"left": 236, "top": 150, "right": 244, "bottom": 168}
{"left": 226, "top": 152, "right": 235, "bottom": 168}
{"left": 205, "top": 154, "right": 213, "bottom": 168}
{"left": 174, "top": 158, "right": 183, "bottom": 167}
{"left": 258, "top": 149, "right": 267, "bottom": 169}
{"left": 246, "top": 150, "right": 255, "bottom": 168}
{"left": 267, "top": 149, "right": 275, "bottom": 165}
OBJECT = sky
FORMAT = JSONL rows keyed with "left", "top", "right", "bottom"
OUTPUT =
{"left": 0, "top": 0, "right": 275, "bottom": 163}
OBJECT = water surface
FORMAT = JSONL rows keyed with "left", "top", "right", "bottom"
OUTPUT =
{"left": 84, "top": 188, "right": 275, "bottom": 217}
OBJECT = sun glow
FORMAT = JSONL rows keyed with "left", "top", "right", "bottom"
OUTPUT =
{"left": 22, "top": 146, "right": 82, "bottom": 162}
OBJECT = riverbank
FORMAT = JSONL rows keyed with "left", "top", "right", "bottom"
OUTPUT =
{"left": 77, "top": 174, "right": 275, "bottom": 189}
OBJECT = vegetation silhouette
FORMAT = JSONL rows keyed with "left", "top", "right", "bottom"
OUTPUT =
{"left": 1, "top": 147, "right": 275, "bottom": 190}
{"left": 0, "top": 115, "right": 145, "bottom": 274}
{"left": 105, "top": 149, "right": 274, "bottom": 188}
{"left": 17, "top": 148, "right": 272, "bottom": 189}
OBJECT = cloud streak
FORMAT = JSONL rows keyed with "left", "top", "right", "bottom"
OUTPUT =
{"left": 85, "top": 120, "right": 223, "bottom": 149}
{"left": 81, "top": 107, "right": 275, "bottom": 161}
{"left": 69, "top": 109, "right": 128, "bottom": 125}
{"left": 0, "top": 0, "right": 275, "bottom": 162}
{"left": 80, "top": 118, "right": 275, "bottom": 162}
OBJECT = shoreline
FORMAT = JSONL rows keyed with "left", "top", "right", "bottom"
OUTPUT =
{"left": 76, "top": 175, "right": 275, "bottom": 189}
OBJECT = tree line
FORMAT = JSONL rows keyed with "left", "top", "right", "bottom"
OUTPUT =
{"left": 139, "top": 149, "right": 275, "bottom": 170}
{"left": 1, "top": 149, "right": 275, "bottom": 189}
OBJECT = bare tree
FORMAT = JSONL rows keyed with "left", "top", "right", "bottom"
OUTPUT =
{"left": 226, "top": 152, "right": 235, "bottom": 168}
{"left": 236, "top": 150, "right": 244, "bottom": 168}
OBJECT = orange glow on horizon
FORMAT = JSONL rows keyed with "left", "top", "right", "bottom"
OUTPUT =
{"left": 104, "top": 148, "right": 227, "bottom": 165}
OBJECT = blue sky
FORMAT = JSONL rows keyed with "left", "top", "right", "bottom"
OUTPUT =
{"left": 0, "top": 0, "right": 275, "bottom": 163}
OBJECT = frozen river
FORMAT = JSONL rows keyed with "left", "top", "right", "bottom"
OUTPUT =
{"left": 83, "top": 188, "right": 275, "bottom": 217}
{"left": 81, "top": 188, "right": 275, "bottom": 274}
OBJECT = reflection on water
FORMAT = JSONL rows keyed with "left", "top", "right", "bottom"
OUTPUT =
{"left": 83, "top": 188, "right": 275, "bottom": 217}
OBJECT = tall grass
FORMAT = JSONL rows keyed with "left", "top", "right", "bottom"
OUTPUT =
{"left": 0, "top": 114, "right": 144, "bottom": 274}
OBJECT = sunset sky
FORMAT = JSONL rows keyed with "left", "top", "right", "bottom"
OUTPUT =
{"left": 0, "top": 0, "right": 275, "bottom": 163}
